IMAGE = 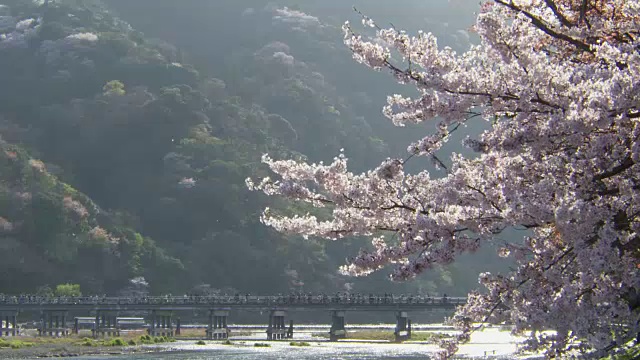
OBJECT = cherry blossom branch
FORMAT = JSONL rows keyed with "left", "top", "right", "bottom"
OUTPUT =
{"left": 593, "top": 156, "right": 635, "bottom": 181}
{"left": 579, "top": 0, "right": 590, "bottom": 27}
{"left": 252, "top": 1, "right": 640, "bottom": 357}
{"left": 493, "top": 0, "right": 592, "bottom": 52}
{"left": 592, "top": 322, "right": 640, "bottom": 358}
{"left": 543, "top": 0, "right": 575, "bottom": 27}
{"left": 465, "top": 185, "right": 503, "bottom": 213}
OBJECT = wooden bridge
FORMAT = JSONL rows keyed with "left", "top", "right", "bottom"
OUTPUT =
{"left": 0, "top": 294, "right": 466, "bottom": 342}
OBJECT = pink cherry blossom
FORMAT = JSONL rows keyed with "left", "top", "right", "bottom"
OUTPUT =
{"left": 249, "top": 1, "right": 640, "bottom": 357}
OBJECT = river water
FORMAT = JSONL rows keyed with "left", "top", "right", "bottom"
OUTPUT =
{"left": 68, "top": 326, "right": 540, "bottom": 360}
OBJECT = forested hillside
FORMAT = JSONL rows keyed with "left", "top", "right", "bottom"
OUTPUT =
{"left": 0, "top": 0, "right": 502, "bottom": 296}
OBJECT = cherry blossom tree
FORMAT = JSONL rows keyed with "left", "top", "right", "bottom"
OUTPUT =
{"left": 248, "top": 0, "right": 640, "bottom": 357}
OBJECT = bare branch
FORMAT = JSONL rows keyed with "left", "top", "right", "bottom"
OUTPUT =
{"left": 579, "top": 0, "right": 591, "bottom": 28}
{"left": 431, "top": 154, "right": 449, "bottom": 172}
{"left": 594, "top": 157, "right": 634, "bottom": 181}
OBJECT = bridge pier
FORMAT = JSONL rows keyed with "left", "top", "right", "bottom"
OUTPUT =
{"left": 394, "top": 311, "right": 411, "bottom": 342}
{"left": 267, "top": 310, "right": 289, "bottom": 340}
{"left": 0, "top": 311, "right": 18, "bottom": 336}
{"left": 329, "top": 310, "right": 346, "bottom": 341}
{"left": 207, "top": 310, "right": 229, "bottom": 340}
{"left": 39, "top": 310, "right": 69, "bottom": 337}
{"left": 93, "top": 311, "right": 119, "bottom": 338}
{"left": 149, "top": 310, "right": 174, "bottom": 337}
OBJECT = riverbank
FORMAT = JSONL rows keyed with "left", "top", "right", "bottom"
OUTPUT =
{"left": 0, "top": 333, "right": 178, "bottom": 359}
{"left": 0, "top": 327, "right": 261, "bottom": 359}
{"left": 0, "top": 326, "right": 531, "bottom": 359}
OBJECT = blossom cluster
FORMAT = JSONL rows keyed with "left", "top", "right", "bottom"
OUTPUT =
{"left": 0, "top": 216, "right": 14, "bottom": 232}
{"left": 39, "top": 32, "right": 99, "bottom": 65}
{"left": 88, "top": 226, "right": 118, "bottom": 245}
{"left": 249, "top": 0, "right": 640, "bottom": 357}
{"left": 62, "top": 196, "right": 89, "bottom": 220}
{"left": 0, "top": 16, "right": 39, "bottom": 50}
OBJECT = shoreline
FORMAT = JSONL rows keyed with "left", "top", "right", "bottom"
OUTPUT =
{"left": 0, "top": 343, "right": 172, "bottom": 359}
{"left": 0, "top": 334, "right": 178, "bottom": 359}
{"left": 0, "top": 327, "right": 528, "bottom": 359}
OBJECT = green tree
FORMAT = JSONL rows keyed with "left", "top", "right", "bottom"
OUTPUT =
{"left": 102, "top": 80, "right": 126, "bottom": 97}
{"left": 54, "top": 283, "right": 81, "bottom": 297}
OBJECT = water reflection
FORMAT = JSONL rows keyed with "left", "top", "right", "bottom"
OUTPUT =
{"left": 70, "top": 326, "right": 532, "bottom": 360}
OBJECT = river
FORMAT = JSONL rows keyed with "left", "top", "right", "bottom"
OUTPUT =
{"left": 66, "top": 326, "right": 541, "bottom": 360}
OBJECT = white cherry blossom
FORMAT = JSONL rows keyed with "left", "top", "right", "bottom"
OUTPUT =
{"left": 249, "top": 1, "right": 640, "bottom": 358}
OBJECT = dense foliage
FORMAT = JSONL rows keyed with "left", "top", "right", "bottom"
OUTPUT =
{"left": 0, "top": 0, "right": 465, "bottom": 296}
{"left": 251, "top": 0, "right": 640, "bottom": 358}
{"left": 0, "top": 139, "right": 182, "bottom": 294}
{"left": 107, "top": 0, "right": 506, "bottom": 297}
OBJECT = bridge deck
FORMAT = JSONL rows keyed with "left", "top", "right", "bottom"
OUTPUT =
{"left": 0, "top": 295, "right": 465, "bottom": 312}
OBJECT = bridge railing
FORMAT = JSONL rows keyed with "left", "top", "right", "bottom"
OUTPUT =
{"left": 0, "top": 294, "right": 466, "bottom": 307}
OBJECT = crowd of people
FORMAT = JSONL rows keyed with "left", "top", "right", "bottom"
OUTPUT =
{"left": 0, "top": 293, "right": 465, "bottom": 306}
